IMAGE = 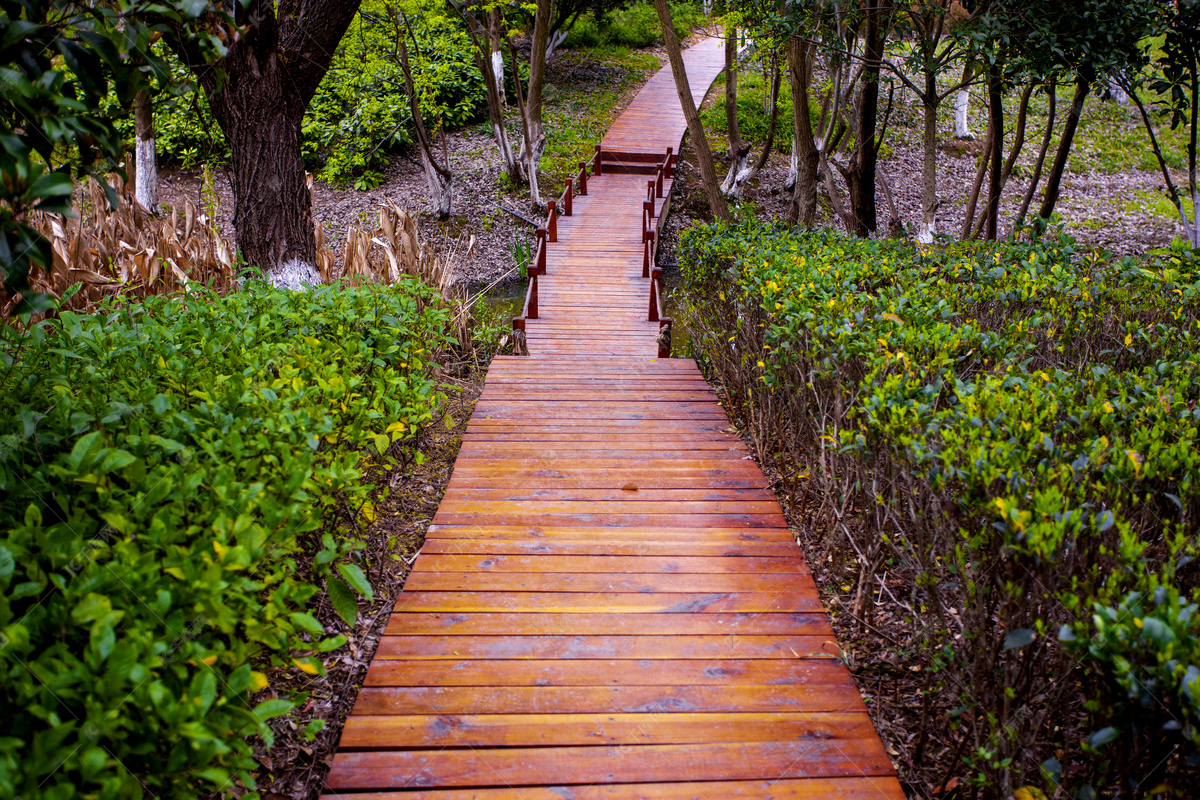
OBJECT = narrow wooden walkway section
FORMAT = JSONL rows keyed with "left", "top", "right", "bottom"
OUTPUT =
{"left": 324, "top": 37, "right": 903, "bottom": 799}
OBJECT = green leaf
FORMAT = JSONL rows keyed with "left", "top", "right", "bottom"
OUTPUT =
{"left": 1087, "top": 727, "right": 1119, "bottom": 748}
{"left": 1002, "top": 628, "right": 1036, "bottom": 650}
{"left": 252, "top": 698, "right": 296, "bottom": 721}
{"left": 289, "top": 612, "right": 325, "bottom": 637}
{"left": 326, "top": 577, "right": 359, "bottom": 627}
{"left": 336, "top": 563, "right": 374, "bottom": 603}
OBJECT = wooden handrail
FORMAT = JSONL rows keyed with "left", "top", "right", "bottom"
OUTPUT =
{"left": 535, "top": 227, "right": 547, "bottom": 274}
{"left": 547, "top": 201, "right": 557, "bottom": 243}
{"left": 578, "top": 161, "right": 588, "bottom": 195}
{"left": 564, "top": 179, "right": 573, "bottom": 216}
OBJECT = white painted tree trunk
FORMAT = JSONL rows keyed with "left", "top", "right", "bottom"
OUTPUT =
{"left": 1108, "top": 79, "right": 1129, "bottom": 106}
{"left": 492, "top": 50, "right": 506, "bottom": 104}
{"left": 785, "top": 131, "right": 798, "bottom": 191}
{"left": 133, "top": 90, "right": 158, "bottom": 213}
{"left": 955, "top": 87, "right": 973, "bottom": 140}
{"left": 720, "top": 151, "right": 754, "bottom": 198}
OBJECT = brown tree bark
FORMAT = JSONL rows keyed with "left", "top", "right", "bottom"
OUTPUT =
{"left": 452, "top": 1, "right": 521, "bottom": 182}
{"left": 1015, "top": 85, "right": 1055, "bottom": 231}
{"left": 174, "top": 0, "right": 360, "bottom": 285}
{"left": 844, "top": 0, "right": 888, "bottom": 237}
{"left": 972, "top": 81, "right": 1033, "bottom": 238}
{"left": 787, "top": 35, "right": 820, "bottom": 227}
{"left": 719, "top": 25, "right": 752, "bottom": 197}
{"left": 521, "top": 0, "right": 553, "bottom": 168}
{"left": 983, "top": 60, "right": 1004, "bottom": 240}
{"left": 396, "top": 16, "right": 453, "bottom": 218}
{"left": 1036, "top": 77, "right": 1089, "bottom": 225}
{"left": 653, "top": 0, "right": 729, "bottom": 221}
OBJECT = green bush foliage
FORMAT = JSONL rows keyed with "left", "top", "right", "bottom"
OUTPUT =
{"left": 678, "top": 222, "right": 1200, "bottom": 793}
{"left": 0, "top": 278, "right": 450, "bottom": 799}
{"left": 303, "top": 0, "right": 485, "bottom": 186}
{"left": 564, "top": 1, "right": 707, "bottom": 50}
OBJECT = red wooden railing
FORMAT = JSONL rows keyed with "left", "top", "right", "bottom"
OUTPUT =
{"left": 511, "top": 146, "right": 677, "bottom": 358}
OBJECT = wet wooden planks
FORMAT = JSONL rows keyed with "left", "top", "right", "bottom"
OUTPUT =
{"left": 322, "top": 37, "right": 901, "bottom": 800}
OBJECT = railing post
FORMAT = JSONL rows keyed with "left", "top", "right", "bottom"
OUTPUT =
{"left": 564, "top": 179, "right": 573, "bottom": 216}
{"left": 578, "top": 161, "right": 588, "bottom": 195}
{"left": 643, "top": 229, "right": 654, "bottom": 278}
{"left": 656, "top": 163, "right": 664, "bottom": 198}
{"left": 536, "top": 227, "right": 547, "bottom": 275}
{"left": 594, "top": 144, "right": 603, "bottom": 175}
{"left": 547, "top": 200, "right": 557, "bottom": 243}
{"left": 647, "top": 179, "right": 656, "bottom": 204}
{"left": 665, "top": 147, "right": 674, "bottom": 178}
{"left": 648, "top": 268, "right": 660, "bottom": 322}
{"left": 528, "top": 273, "right": 538, "bottom": 319}
{"left": 657, "top": 319, "right": 671, "bottom": 359}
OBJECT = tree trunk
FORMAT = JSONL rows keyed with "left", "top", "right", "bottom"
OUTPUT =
{"left": 521, "top": 0, "right": 552, "bottom": 170}
{"left": 653, "top": 0, "right": 729, "bottom": 221}
{"left": 398, "top": 29, "right": 452, "bottom": 217}
{"left": 720, "top": 25, "right": 753, "bottom": 197}
{"left": 918, "top": 72, "right": 939, "bottom": 243}
{"left": 845, "top": 0, "right": 887, "bottom": 237}
{"left": 1015, "top": 85, "right": 1055, "bottom": 230}
{"left": 175, "top": 0, "right": 360, "bottom": 287}
{"left": 454, "top": 3, "right": 521, "bottom": 182}
{"left": 788, "top": 36, "right": 819, "bottom": 227}
{"left": 973, "top": 81, "right": 1032, "bottom": 238}
{"left": 508, "top": 36, "right": 541, "bottom": 205}
{"left": 1036, "top": 77, "right": 1089, "bottom": 224}
{"left": 962, "top": 124, "right": 992, "bottom": 239}
{"left": 983, "top": 60, "right": 1004, "bottom": 240}
{"left": 955, "top": 62, "right": 974, "bottom": 139}
{"left": 133, "top": 89, "right": 158, "bottom": 214}
{"left": 489, "top": 8, "right": 506, "bottom": 105}
{"left": 204, "top": 46, "right": 317, "bottom": 283}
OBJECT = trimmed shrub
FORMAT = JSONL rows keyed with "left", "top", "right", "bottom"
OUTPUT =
{"left": 678, "top": 221, "right": 1200, "bottom": 794}
{"left": 0, "top": 278, "right": 451, "bottom": 800}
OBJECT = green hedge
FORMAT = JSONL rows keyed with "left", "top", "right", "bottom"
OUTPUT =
{"left": 0, "top": 278, "right": 450, "bottom": 800}
{"left": 678, "top": 222, "right": 1200, "bottom": 795}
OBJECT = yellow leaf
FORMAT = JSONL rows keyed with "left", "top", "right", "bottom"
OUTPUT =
{"left": 213, "top": 541, "right": 229, "bottom": 561}
{"left": 1125, "top": 333, "right": 1133, "bottom": 346}
{"left": 1103, "top": 401, "right": 1114, "bottom": 414}
{"left": 1014, "top": 788, "right": 1048, "bottom": 800}
{"left": 249, "top": 671, "right": 269, "bottom": 692}
{"left": 165, "top": 567, "right": 186, "bottom": 580}
{"left": 883, "top": 313, "right": 904, "bottom": 326}
{"left": 293, "top": 659, "right": 319, "bottom": 675}
{"left": 385, "top": 421, "right": 407, "bottom": 435}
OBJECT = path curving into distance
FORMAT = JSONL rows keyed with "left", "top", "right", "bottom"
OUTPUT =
{"left": 322, "top": 36, "right": 904, "bottom": 799}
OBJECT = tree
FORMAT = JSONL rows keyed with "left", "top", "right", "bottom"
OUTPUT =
{"left": 451, "top": 0, "right": 522, "bottom": 182}
{"left": 391, "top": 6, "right": 453, "bottom": 217}
{"left": 133, "top": 89, "right": 158, "bottom": 213}
{"left": 1130, "top": 0, "right": 1199, "bottom": 244}
{"left": 1, "top": 0, "right": 226, "bottom": 314}
{"left": 172, "top": 0, "right": 361, "bottom": 287}
{"left": 653, "top": 0, "right": 730, "bottom": 221}
{"left": 842, "top": 0, "right": 892, "bottom": 237}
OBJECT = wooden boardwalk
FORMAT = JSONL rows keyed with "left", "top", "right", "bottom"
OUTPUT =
{"left": 323, "top": 37, "right": 904, "bottom": 799}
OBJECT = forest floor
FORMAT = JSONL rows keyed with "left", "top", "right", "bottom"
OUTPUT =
{"left": 669, "top": 65, "right": 1185, "bottom": 256}
{"left": 159, "top": 39, "right": 703, "bottom": 294}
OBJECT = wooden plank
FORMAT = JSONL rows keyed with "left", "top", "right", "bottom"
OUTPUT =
{"left": 352, "top": 683, "right": 865, "bottom": 715}
{"left": 320, "top": 776, "right": 905, "bottom": 799}
{"left": 411, "top": 554, "right": 810, "bottom": 574}
{"left": 389, "top": 591, "right": 822, "bottom": 613}
{"left": 363, "top": 657, "right": 854, "bottom": 687}
{"left": 383, "top": 611, "right": 831, "bottom": 636}
{"left": 338, "top": 711, "right": 878, "bottom": 748}
{"left": 373, "top": 634, "right": 840, "bottom": 660}
{"left": 401, "top": 572, "right": 806, "bottom": 594}
{"left": 325, "top": 740, "right": 896, "bottom": 790}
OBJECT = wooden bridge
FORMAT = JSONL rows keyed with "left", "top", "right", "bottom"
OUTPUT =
{"left": 323, "top": 36, "right": 904, "bottom": 799}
